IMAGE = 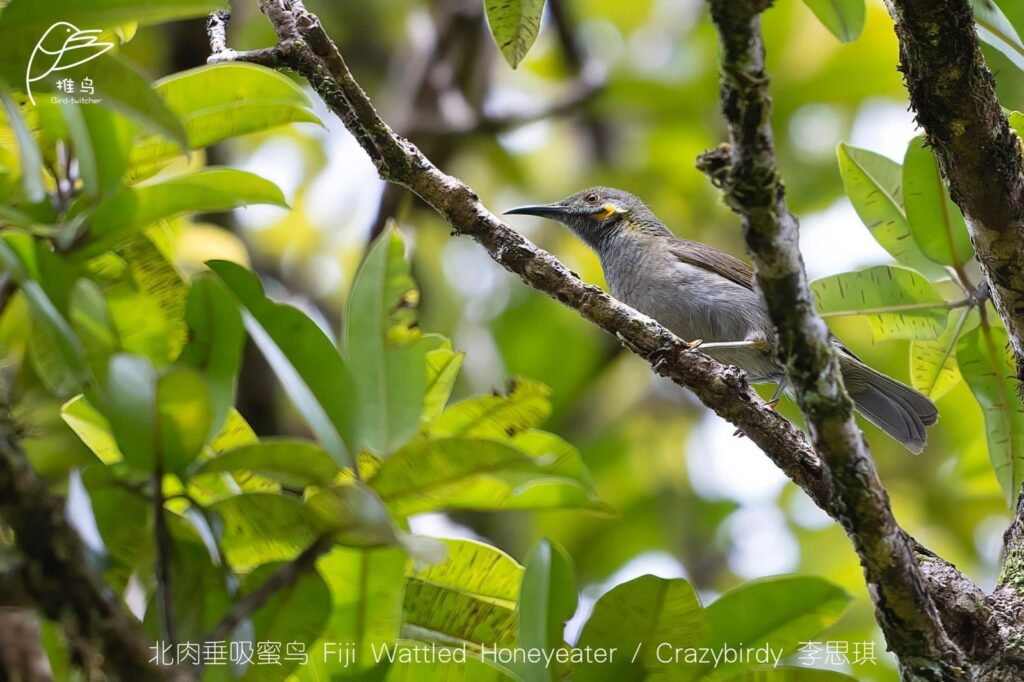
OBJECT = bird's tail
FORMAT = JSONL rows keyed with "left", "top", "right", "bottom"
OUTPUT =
{"left": 839, "top": 353, "right": 938, "bottom": 454}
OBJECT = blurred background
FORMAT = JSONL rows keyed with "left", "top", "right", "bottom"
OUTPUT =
{"left": 107, "top": 0, "right": 1024, "bottom": 677}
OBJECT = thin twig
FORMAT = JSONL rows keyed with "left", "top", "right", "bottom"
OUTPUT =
{"left": 202, "top": 535, "right": 333, "bottom": 644}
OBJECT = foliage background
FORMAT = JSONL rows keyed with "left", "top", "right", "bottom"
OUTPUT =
{"left": 3, "top": 0, "right": 1024, "bottom": 680}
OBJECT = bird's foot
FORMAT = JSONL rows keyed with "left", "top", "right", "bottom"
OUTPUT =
{"left": 764, "top": 398, "right": 780, "bottom": 410}
{"left": 687, "top": 339, "right": 704, "bottom": 349}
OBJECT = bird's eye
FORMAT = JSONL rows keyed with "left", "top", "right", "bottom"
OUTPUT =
{"left": 585, "top": 193, "right": 599, "bottom": 204}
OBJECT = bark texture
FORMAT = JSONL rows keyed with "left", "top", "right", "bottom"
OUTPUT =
{"left": 702, "top": 2, "right": 965, "bottom": 678}
{"left": 885, "top": 0, "right": 1024, "bottom": 392}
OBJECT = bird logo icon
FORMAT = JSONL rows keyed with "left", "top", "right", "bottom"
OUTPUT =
{"left": 25, "top": 22, "right": 113, "bottom": 105}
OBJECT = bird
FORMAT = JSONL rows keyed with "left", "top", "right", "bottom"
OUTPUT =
{"left": 505, "top": 186, "right": 938, "bottom": 454}
{"left": 25, "top": 22, "right": 113, "bottom": 105}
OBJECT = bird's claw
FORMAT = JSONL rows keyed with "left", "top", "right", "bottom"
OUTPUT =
{"left": 688, "top": 338, "right": 704, "bottom": 349}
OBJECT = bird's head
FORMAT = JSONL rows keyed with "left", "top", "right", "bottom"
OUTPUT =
{"left": 505, "top": 187, "right": 663, "bottom": 249}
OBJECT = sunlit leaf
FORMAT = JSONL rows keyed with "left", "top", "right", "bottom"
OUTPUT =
{"left": 61, "top": 394, "right": 122, "bottom": 464}
{"left": 427, "top": 377, "right": 551, "bottom": 439}
{"left": 304, "top": 547, "right": 407, "bottom": 679}
{"left": 484, "top": 0, "right": 546, "bottom": 68}
{"left": 835, "top": 143, "right": 944, "bottom": 280}
{"left": 403, "top": 541, "right": 519, "bottom": 650}
{"left": 422, "top": 339, "right": 464, "bottom": 423}
{"left": 369, "top": 437, "right": 604, "bottom": 515}
{"left": 957, "top": 320, "right": 1024, "bottom": 504}
{"left": 802, "top": 0, "right": 865, "bottom": 43}
{"left": 210, "top": 493, "right": 321, "bottom": 572}
{"left": 903, "top": 136, "right": 974, "bottom": 269}
{"left": 810, "top": 265, "right": 949, "bottom": 340}
{"left": 911, "top": 308, "right": 978, "bottom": 400}
{"left": 130, "top": 63, "right": 321, "bottom": 176}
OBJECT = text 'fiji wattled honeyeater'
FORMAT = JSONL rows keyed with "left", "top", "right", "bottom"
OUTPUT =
{"left": 506, "top": 187, "right": 938, "bottom": 454}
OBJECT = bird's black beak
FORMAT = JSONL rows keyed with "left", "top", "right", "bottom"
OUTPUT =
{"left": 504, "top": 203, "right": 568, "bottom": 218}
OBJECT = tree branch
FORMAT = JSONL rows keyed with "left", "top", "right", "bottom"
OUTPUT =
{"left": 222, "top": 1, "right": 1018, "bottom": 676}
{"left": 702, "top": 1, "right": 965, "bottom": 677}
{"left": 202, "top": 535, "right": 333, "bottom": 644}
{"left": 0, "top": 417, "right": 185, "bottom": 681}
{"left": 883, "top": 0, "right": 1024, "bottom": 598}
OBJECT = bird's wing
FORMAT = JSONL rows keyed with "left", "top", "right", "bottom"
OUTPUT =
{"left": 669, "top": 239, "right": 755, "bottom": 291}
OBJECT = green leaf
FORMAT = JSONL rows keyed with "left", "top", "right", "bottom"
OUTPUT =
{"left": 0, "top": 238, "right": 89, "bottom": 395}
{"left": 835, "top": 143, "right": 944, "bottom": 279}
{"left": 106, "top": 356, "right": 210, "bottom": 474}
{"left": 0, "top": 87, "right": 45, "bottom": 202}
{"left": 972, "top": 0, "right": 1024, "bottom": 71}
{"left": 239, "top": 562, "right": 332, "bottom": 682}
{"left": 368, "top": 437, "right": 603, "bottom": 516}
{"left": 83, "top": 169, "right": 286, "bottom": 256}
{"left": 305, "top": 483, "right": 403, "bottom": 549}
{"left": 575, "top": 575, "right": 706, "bottom": 682}
{"left": 802, "top": 0, "right": 866, "bottom": 43}
{"left": 720, "top": 670, "right": 858, "bottom": 682}
{"left": 59, "top": 102, "right": 131, "bottom": 198}
{"left": 810, "top": 265, "right": 949, "bottom": 340}
{"left": 68, "top": 278, "right": 118, "bottom": 393}
{"left": 210, "top": 493, "right": 321, "bottom": 572}
{"left": 0, "top": 0, "right": 223, "bottom": 33}
{"left": 911, "top": 307, "right": 978, "bottom": 400}
{"left": 428, "top": 377, "right": 551, "bottom": 438}
{"left": 106, "top": 352, "right": 157, "bottom": 470}
{"left": 517, "top": 539, "right": 576, "bottom": 682}
{"left": 118, "top": 235, "right": 189, "bottom": 359}
{"left": 130, "top": 63, "right": 320, "bottom": 174}
{"left": 903, "top": 136, "right": 974, "bottom": 269}
{"left": 957, "top": 320, "right": 1024, "bottom": 504}
{"left": 346, "top": 227, "right": 439, "bottom": 455}
{"left": 1011, "top": 111, "right": 1024, "bottom": 140}
{"left": 195, "top": 440, "right": 339, "bottom": 490}
{"left": 309, "top": 547, "right": 408, "bottom": 677}
{"left": 403, "top": 540, "right": 520, "bottom": 651}
{"left": 484, "top": 0, "right": 546, "bottom": 68}
{"left": 61, "top": 394, "right": 122, "bottom": 464}
{"left": 702, "top": 576, "right": 851, "bottom": 676}
{"left": 208, "top": 260, "right": 358, "bottom": 469}
{"left": 422, "top": 338, "right": 464, "bottom": 423}
{"left": 179, "top": 275, "right": 245, "bottom": 438}
{"left": 156, "top": 366, "right": 212, "bottom": 474}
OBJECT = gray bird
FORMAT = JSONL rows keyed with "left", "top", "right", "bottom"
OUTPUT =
{"left": 506, "top": 187, "right": 938, "bottom": 453}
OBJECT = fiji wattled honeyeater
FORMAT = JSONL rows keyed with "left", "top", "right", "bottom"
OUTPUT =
{"left": 506, "top": 187, "right": 938, "bottom": 454}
